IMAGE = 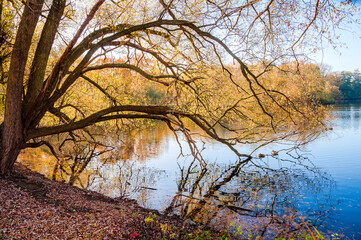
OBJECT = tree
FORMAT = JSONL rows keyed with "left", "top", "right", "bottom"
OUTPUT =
{"left": 337, "top": 70, "right": 361, "bottom": 100}
{"left": 0, "top": 0, "right": 17, "bottom": 100}
{"left": 0, "top": 0, "right": 356, "bottom": 175}
{"left": 262, "top": 62, "right": 340, "bottom": 104}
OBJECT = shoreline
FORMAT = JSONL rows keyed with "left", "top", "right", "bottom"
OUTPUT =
{"left": 0, "top": 164, "right": 227, "bottom": 239}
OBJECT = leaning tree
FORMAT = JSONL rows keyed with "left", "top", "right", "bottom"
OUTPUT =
{"left": 0, "top": 0, "right": 355, "bottom": 175}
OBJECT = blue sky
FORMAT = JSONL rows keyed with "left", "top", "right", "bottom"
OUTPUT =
{"left": 314, "top": 28, "right": 361, "bottom": 72}
{"left": 313, "top": 2, "right": 361, "bottom": 72}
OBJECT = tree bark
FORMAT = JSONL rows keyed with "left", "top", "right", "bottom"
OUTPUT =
{"left": 24, "top": 0, "right": 66, "bottom": 115}
{"left": 0, "top": 0, "right": 44, "bottom": 175}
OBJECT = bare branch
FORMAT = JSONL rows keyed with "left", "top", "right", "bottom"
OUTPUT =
{"left": 80, "top": 75, "right": 118, "bottom": 105}
{"left": 25, "top": 140, "right": 60, "bottom": 160}
{"left": 291, "top": 0, "right": 320, "bottom": 50}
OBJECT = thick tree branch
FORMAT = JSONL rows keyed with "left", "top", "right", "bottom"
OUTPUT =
{"left": 48, "top": 106, "right": 73, "bottom": 123}
{"left": 26, "top": 0, "right": 106, "bottom": 127}
{"left": 24, "top": 0, "right": 66, "bottom": 113}
{"left": 33, "top": 20, "right": 194, "bottom": 121}
{"left": 27, "top": 105, "right": 173, "bottom": 139}
{"left": 42, "top": 0, "right": 106, "bottom": 95}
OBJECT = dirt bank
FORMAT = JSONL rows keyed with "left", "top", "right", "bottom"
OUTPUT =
{"left": 0, "top": 164, "right": 228, "bottom": 239}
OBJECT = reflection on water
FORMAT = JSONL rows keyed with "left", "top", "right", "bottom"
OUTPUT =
{"left": 333, "top": 104, "right": 361, "bottom": 130}
{"left": 18, "top": 104, "right": 361, "bottom": 238}
{"left": 19, "top": 148, "right": 334, "bottom": 238}
{"left": 163, "top": 156, "right": 335, "bottom": 238}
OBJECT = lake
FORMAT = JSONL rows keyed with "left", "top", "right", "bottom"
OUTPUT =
{"left": 18, "top": 104, "right": 361, "bottom": 239}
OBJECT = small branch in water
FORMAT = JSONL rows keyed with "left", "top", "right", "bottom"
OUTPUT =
{"left": 139, "top": 186, "right": 157, "bottom": 191}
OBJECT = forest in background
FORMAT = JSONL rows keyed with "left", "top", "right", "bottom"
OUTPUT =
{"left": 0, "top": 58, "right": 355, "bottom": 109}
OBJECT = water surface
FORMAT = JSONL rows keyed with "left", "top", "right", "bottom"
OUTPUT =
{"left": 19, "top": 104, "right": 361, "bottom": 238}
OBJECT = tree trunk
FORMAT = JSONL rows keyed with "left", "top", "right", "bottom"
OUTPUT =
{"left": 24, "top": 0, "right": 66, "bottom": 116}
{"left": 0, "top": 0, "right": 44, "bottom": 175}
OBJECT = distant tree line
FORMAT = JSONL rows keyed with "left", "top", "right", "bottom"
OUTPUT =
{"left": 275, "top": 65, "right": 361, "bottom": 105}
{"left": 335, "top": 70, "right": 361, "bottom": 102}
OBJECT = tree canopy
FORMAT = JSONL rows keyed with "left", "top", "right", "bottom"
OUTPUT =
{"left": 0, "top": 0, "right": 357, "bottom": 175}
{"left": 336, "top": 70, "right": 361, "bottom": 100}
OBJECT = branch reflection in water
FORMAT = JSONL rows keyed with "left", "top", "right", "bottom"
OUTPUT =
{"left": 165, "top": 153, "right": 335, "bottom": 238}
{"left": 18, "top": 124, "right": 335, "bottom": 238}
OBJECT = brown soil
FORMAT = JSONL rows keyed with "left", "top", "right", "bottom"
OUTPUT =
{"left": 0, "top": 164, "right": 228, "bottom": 239}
